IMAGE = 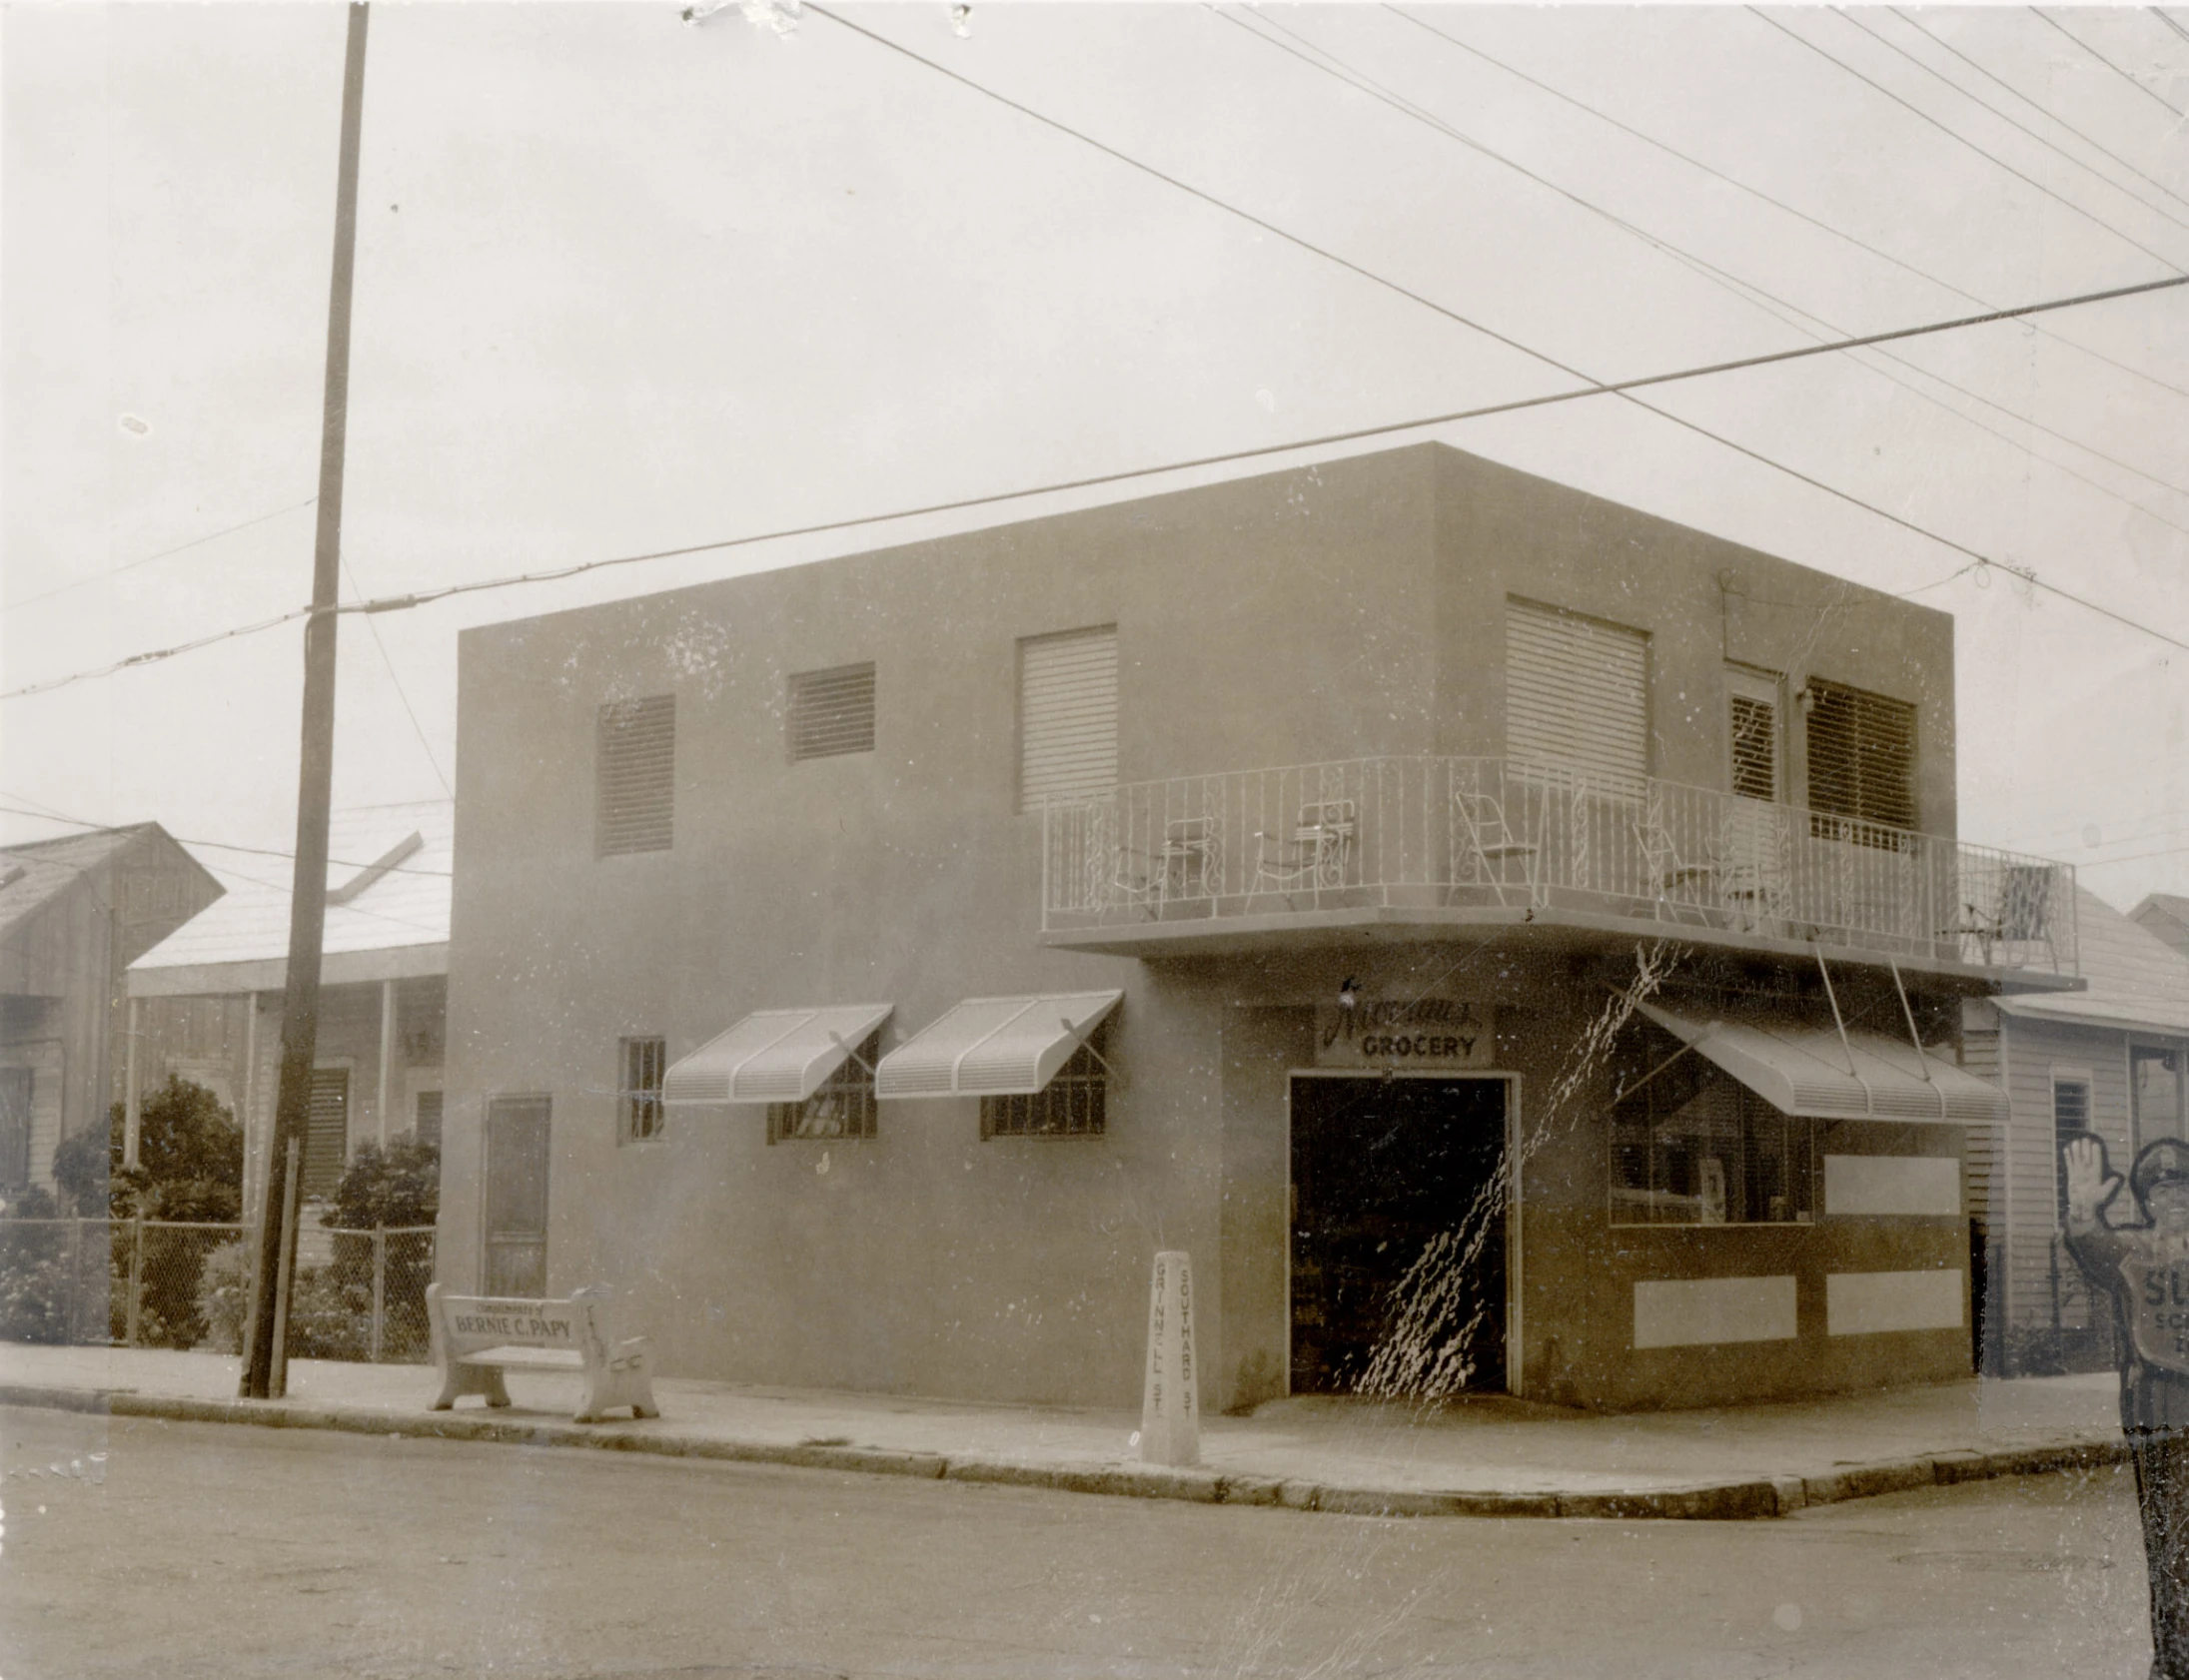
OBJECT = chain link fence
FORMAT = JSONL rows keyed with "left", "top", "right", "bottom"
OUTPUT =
{"left": 0, "top": 1216, "right": 437, "bottom": 1363}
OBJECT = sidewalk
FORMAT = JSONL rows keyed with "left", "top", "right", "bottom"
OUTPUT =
{"left": 0, "top": 1340, "right": 2128, "bottom": 1521}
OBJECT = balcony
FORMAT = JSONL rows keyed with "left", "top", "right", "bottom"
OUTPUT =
{"left": 1039, "top": 756, "right": 2079, "bottom": 984}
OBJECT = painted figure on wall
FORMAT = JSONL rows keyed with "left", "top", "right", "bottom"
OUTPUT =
{"left": 2062, "top": 1133, "right": 2189, "bottom": 1679}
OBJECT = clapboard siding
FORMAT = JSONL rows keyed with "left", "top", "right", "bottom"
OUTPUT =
{"left": 1998, "top": 1015, "right": 2132, "bottom": 1334}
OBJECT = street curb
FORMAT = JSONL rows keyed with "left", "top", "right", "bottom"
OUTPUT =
{"left": 0, "top": 1382, "right": 2130, "bottom": 1520}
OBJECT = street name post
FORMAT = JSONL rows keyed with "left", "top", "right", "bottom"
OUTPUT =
{"left": 1139, "top": 1250, "right": 1200, "bottom": 1467}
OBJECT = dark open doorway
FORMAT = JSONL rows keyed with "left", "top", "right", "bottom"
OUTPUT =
{"left": 1290, "top": 1075, "right": 1508, "bottom": 1395}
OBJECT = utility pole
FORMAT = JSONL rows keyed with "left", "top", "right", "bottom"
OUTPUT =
{"left": 242, "top": 1, "right": 371, "bottom": 1400}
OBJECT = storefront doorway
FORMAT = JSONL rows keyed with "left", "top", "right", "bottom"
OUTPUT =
{"left": 1290, "top": 1075, "right": 1508, "bottom": 1395}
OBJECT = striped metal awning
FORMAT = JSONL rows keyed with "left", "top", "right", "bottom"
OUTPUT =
{"left": 662, "top": 1004, "right": 892, "bottom": 1106}
{"left": 875, "top": 992, "right": 1122, "bottom": 1100}
{"left": 1637, "top": 1002, "right": 2005, "bottom": 1125}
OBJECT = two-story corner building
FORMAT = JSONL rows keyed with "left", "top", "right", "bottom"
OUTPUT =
{"left": 0, "top": 824, "right": 223, "bottom": 1201}
{"left": 126, "top": 802, "right": 452, "bottom": 1216}
{"left": 439, "top": 442, "right": 2076, "bottom": 1414}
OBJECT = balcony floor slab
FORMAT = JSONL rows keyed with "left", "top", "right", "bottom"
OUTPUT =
{"left": 1040, "top": 903, "right": 2083, "bottom": 993}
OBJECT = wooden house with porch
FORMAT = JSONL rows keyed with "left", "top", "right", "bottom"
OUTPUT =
{"left": 125, "top": 802, "right": 451, "bottom": 1212}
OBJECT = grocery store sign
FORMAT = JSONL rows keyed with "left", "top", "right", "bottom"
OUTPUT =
{"left": 1314, "top": 997, "right": 1496, "bottom": 1070}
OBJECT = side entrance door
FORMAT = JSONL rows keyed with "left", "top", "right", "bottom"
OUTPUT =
{"left": 483, "top": 1096, "right": 551, "bottom": 1297}
{"left": 1290, "top": 1075, "right": 1508, "bottom": 1395}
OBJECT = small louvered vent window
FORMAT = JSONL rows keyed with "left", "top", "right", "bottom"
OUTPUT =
{"left": 596, "top": 695, "right": 675, "bottom": 856}
{"left": 787, "top": 662, "right": 876, "bottom": 761}
{"left": 1803, "top": 680, "right": 1915, "bottom": 831}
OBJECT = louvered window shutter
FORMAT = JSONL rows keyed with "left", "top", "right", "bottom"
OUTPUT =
{"left": 596, "top": 695, "right": 675, "bottom": 856}
{"left": 1802, "top": 680, "right": 1914, "bottom": 829}
{"left": 1019, "top": 626, "right": 1118, "bottom": 812}
{"left": 787, "top": 663, "right": 876, "bottom": 761}
{"left": 1505, "top": 600, "right": 1649, "bottom": 783}
{"left": 303, "top": 1068, "right": 349, "bottom": 1199}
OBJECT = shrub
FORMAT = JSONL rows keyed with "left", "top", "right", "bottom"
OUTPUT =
{"left": 195, "top": 1239, "right": 253, "bottom": 1354}
{"left": 282, "top": 1265, "right": 373, "bottom": 1362}
{"left": 323, "top": 1138, "right": 439, "bottom": 1232}
{"left": 0, "top": 1218, "right": 76, "bottom": 1344}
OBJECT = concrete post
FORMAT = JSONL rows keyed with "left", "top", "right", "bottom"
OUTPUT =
{"left": 1139, "top": 1251, "right": 1201, "bottom": 1467}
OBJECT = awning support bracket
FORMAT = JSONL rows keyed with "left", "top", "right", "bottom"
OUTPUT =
{"left": 1618, "top": 1034, "right": 1705, "bottom": 1107}
{"left": 1814, "top": 948, "right": 1875, "bottom": 1118}
{"left": 826, "top": 1031, "right": 878, "bottom": 1081}
{"left": 1887, "top": 960, "right": 1945, "bottom": 1122}
{"left": 1067, "top": 1019, "right": 1122, "bottom": 1086}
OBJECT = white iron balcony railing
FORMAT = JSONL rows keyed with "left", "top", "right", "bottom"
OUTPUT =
{"left": 1040, "top": 756, "right": 2077, "bottom": 976}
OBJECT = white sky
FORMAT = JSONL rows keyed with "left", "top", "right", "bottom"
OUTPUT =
{"left": 2, "top": 2, "right": 2186, "bottom": 909}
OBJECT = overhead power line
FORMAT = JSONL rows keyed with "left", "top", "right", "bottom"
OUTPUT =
{"left": 1839, "top": 9, "right": 2189, "bottom": 237}
{"left": 7, "top": 11, "right": 2185, "bottom": 702}
{"left": 1224, "top": 5, "right": 2189, "bottom": 530}
{"left": 1, "top": 497, "right": 319, "bottom": 615}
{"left": 2033, "top": 8, "right": 2189, "bottom": 120}
{"left": 1746, "top": 7, "right": 2188, "bottom": 274}
{"left": 1892, "top": 557, "right": 2189, "bottom": 651}
{"left": 1387, "top": 4, "right": 2189, "bottom": 411}
{"left": 4, "top": 262, "right": 2179, "bottom": 705}
{"left": 0, "top": 801, "right": 453, "bottom": 878}
{"left": 1891, "top": 9, "right": 2189, "bottom": 223}
{"left": 343, "top": 555, "right": 453, "bottom": 798}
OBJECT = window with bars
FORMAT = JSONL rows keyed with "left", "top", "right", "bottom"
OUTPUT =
{"left": 2053, "top": 1074, "right": 2093, "bottom": 1221}
{"left": 1803, "top": 679, "right": 1915, "bottom": 838}
{"left": 620, "top": 1037, "right": 666, "bottom": 1143}
{"left": 982, "top": 1037, "right": 1107, "bottom": 1139}
{"left": 596, "top": 695, "right": 675, "bottom": 856}
{"left": 767, "top": 1033, "right": 879, "bottom": 1143}
{"left": 787, "top": 662, "right": 876, "bottom": 761}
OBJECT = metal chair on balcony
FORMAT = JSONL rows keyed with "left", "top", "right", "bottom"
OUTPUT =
{"left": 1945, "top": 863, "right": 2060, "bottom": 970}
{"left": 1633, "top": 787, "right": 1712, "bottom": 924}
{"left": 1250, "top": 800, "right": 1356, "bottom": 904}
{"left": 1104, "top": 816, "right": 1223, "bottom": 918}
{"left": 1710, "top": 800, "right": 1791, "bottom": 933}
{"left": 1158, "top": 816, "right": 1222, "bottom": 903}
{"left": 1453, "top": 785, "right": 1542, "bottom": 908}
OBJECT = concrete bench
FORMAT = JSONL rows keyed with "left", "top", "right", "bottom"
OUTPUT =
{"left": 426, "top": 1282, "right": 659, "bottom": 1423}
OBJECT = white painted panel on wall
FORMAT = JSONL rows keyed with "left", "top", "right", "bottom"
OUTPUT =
{"left": 1826, "top": 1269, "right": 1964, "bottom": 1335}
{"left": 1633, "top": 1275, "right": 1797, "bottom": 1349}
{"left": 1824, "top": 1155, "right": 1960, "bottom": 1218}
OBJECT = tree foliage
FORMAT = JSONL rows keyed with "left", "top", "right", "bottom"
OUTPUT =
{"left": 322, "top": 1138, "right": 439, "bottom": 1232}
{"left": 54, "top": 1076, "right": 245, "bottom": 1220}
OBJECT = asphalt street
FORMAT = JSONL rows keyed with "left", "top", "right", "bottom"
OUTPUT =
{"left": 0, "top": 1404, "right": 2158, "bottom": 1679}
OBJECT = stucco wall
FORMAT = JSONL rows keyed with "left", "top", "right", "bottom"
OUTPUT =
{"left": 443, "top": 443, "right": 1968, "bottom": 1410}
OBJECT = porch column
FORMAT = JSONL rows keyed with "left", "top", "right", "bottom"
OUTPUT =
{"left": 123, "top": 996, "right": 142, "bottom": 1170}
{"left": 377, "top": 978, "right": 397, "bottom": 1147}
{"left": 242, "top": 993, "right": 261, "bottom": 1215}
